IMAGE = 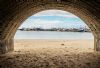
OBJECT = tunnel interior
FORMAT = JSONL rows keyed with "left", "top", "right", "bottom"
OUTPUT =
{"left": 0, "top": 0, "right": 100, "bottom": 68}
{"left": 0, "top": 0, "right": 100, "bottom": 53}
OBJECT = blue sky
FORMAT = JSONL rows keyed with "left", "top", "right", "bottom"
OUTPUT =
{"left": 19, "top": 10, "right": 88, "bottom": 29}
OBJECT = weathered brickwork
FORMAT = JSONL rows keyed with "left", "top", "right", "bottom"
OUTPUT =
{"left": 0, "top": 0, "right": 100, "bottom": 53}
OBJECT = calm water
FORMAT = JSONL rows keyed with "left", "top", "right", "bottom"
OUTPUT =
{"left": 14, "top": 30, "right": 94, "bottom": 40}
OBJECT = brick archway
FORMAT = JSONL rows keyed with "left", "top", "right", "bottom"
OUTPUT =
{"left": 0, "top": 0, "right": 100, "bottom": 54}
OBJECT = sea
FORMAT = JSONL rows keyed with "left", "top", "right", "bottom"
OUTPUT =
{"left": 14, "top": 30, "right": 94, "bottom": 40}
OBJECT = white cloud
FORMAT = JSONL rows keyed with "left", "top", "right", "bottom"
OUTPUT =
{"left": 19, "top": 10, "right": 87, "bottom": 29}
{"left": 19, "top": 18, "right": 87, "bottom": 29}
{"left": 33, "top": 10, "right": 78, "bottom": 18}
{"left": 19, "top": 19, "right": 63, "bottom": 29}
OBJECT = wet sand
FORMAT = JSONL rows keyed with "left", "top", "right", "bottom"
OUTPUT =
{"left": 0, "top": 39, "right": 100, "bottom": 68}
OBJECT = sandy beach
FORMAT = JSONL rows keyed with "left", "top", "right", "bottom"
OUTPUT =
{"left": 0, "top": 39, "right": 100, "bottom": 68}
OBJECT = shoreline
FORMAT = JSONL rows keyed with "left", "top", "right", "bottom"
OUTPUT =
{"left": 14, "top": 39, "right": 94, "bottom": 52}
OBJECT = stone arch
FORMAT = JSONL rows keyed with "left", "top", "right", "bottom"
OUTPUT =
{"left": 0, "top": 0, "right": 100, "bottom": 53}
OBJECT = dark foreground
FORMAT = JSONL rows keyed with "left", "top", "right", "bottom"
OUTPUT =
{"left": 0, "top": 40, "right": 100, "bottom": 68}
{"left": 0, "top": 50, "right": 100, "bottom": 68}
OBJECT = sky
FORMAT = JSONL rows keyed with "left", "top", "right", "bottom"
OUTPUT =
{"left": 19, "top": 10, "right": 88, "bottom": 29}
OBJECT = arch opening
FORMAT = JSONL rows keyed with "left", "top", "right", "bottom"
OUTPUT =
{"left": 14, "top": 10, "right": 94, "bottom": 52}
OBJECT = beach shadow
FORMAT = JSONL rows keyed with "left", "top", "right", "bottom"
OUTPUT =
{"left": 0, "top": 51, "right": 100, "bottom": 68}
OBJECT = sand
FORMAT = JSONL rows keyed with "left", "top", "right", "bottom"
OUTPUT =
{"left": 0, "top": 39, "right": 100, "bottom": 68}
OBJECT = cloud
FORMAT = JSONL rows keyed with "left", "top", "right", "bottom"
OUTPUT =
{"left": 19, "top": 18, "right": 87, "bottom": 29}
{"left": 33, "top": 10, "right": 78, "bottom": 18}
{"left": 19, "top": 19, "right": 63, "bottom": 29}
{"left": 19, "top": 10, "right": 87, "bottom": 29}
